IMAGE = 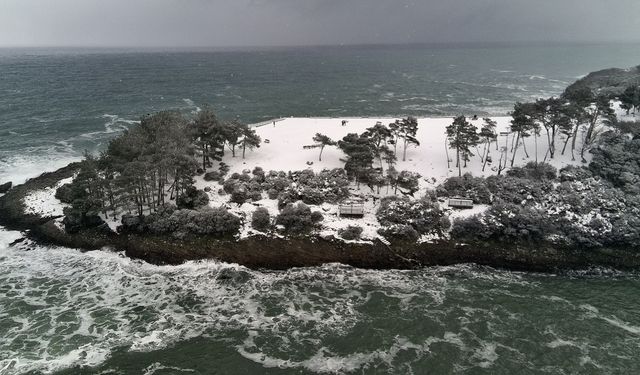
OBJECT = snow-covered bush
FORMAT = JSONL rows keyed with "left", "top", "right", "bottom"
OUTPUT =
{"left": 590, "top": 132, "right": 640, "bottom": 194}
{"left": 251, "top": 207, "right": 271, "bottom": 232}
{"left": 146, "top": 207, "right": 241, "bottom": 238}
{"left": 378, "top": 224, "right": 419, "bottom": 242}
{"left": 436, "top": 173, "right": 491, "bottom": 204}
{"left": 486, "top": 175, "right": 552, "bottom": 206}
{"left": 339, "top": 225, "right": 363, "bottom": 241}
{"left": 506, "top": 162, "right": 557, "bottom": 180}
{"left": 276, "top": 202, "right": 323, "bottom": 234}
{"left": 55, "top": 183, "right": 75, "bottom": 204}
{"left": 451, "top": 202, "right": 552, "bottom": 243}
{"left": 376, "top": 196, "right": 447, "bottom": 236}
{"left": 559, "top": 165, "right": 593, "bottom": 182}
{"left": 204, "top": 171, "right": 223, "bottom": 182}
{"left": 218, "top": 162, "right": 230, "bottom": 177}
{"left": 177, "top": 186, "right": 209, "bottom": 209}
{"left": 252, "top": 167, "right": 265, "bottom": 182}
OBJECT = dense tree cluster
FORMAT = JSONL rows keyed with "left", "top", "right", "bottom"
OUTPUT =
{"left": 449, "top": 134, "right": 640, "bottom": 249}
{"left": 590, "top": 131, "right": 640, "bottom": 194}
{"left": 336, "top": 118, "right": 420, "bottom": 195}
{"left": 619, "top": 85, "right": 640, "bottom": 115}
{"left": 60, "top": 109, "right": 260, "bottom": 234}
{"left": 118, "top": 205, "right": 242, "bottom": 239}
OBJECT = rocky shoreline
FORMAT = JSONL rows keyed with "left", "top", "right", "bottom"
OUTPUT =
{"left": 2, "top": 164, "right": 640, "bottom": 272}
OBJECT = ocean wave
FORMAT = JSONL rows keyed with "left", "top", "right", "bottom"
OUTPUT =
{"left": 0, "top": 151, "right": 81, "bottom": 186}
{"left": 0, "top": 233, "right": 638, "bottom": 374}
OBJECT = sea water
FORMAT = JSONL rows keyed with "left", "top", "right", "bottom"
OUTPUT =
{"left": 1, "top": 43, "right": 640, "bottom": 374}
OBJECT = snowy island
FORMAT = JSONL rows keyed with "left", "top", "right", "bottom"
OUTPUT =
{"left": 1, "top": 68, "right": 640, "bottom": 271}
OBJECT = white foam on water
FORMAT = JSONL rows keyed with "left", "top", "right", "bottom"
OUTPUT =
{"left": 0, "top": 231, "right": 638, "bottom": 374}
{"left": 0, "top": 153, "right": 80, "bottom": 186}
{"left": 142, "top": 362, "right": 195, "bottom": 375}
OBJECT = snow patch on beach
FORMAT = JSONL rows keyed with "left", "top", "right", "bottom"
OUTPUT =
{"left": 22, "top": 177, "right": 73, "bottom": 217}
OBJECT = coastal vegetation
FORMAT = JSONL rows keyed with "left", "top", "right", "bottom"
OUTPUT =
{"left": 6, "top": 70, "right": 638, "bottom": 264}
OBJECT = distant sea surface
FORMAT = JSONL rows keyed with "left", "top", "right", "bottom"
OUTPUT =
{"left": 1, "top": 43, "right": 640, "bottom": 374}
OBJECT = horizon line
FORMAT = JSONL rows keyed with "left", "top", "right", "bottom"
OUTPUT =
{"left": 2, "top": 39, "right": 640, "bottom": 51}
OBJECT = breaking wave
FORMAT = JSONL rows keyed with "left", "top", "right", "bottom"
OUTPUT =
{"left": 1, "top": 232, "right": 639, "bottom": 374}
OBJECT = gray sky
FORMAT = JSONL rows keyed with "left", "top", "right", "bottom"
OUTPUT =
{"left": 1, "top": 0, "right": 639, "bottom": 47}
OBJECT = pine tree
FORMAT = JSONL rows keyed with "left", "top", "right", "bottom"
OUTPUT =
{"left": 304, "top": 133, "right": 336, "bottom": 162}
{"left": 363, "top": 122, "right": 392, "bottom": 171}
{"left": 478, "top": 118, "right": 497, "bottom": 171}
{"left": 446, "top": 116, "right": 479, "bottom": 176}
{"left": 620, "top": 85, "right": 640, "bottom": 115}
{"left": 191, "top": 108, "right": 221, "bottom": 170}
{"left": 580, "top": 94, "right": 616, "bottom": 162}
{"left": 338, "top": 133, "right": 375, "bottom": 188}
{"left": 223, "top": 120, "right": 246, "bottom": 157}
{"left": 397, "top": 117, "right": 420, "bottom": 162}
{"left": 509, "top": 103, "right": 534, "bottom": 167}
{"left": 240, "top": 126, "right": 261, "bottom": 159}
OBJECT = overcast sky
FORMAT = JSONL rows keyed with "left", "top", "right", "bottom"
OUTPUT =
{"left": 1, "top": 0, "right": 639, "bottom": 47}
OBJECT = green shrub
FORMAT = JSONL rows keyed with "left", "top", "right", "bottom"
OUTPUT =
{"left": 276, "top": 202, "right": 322, "bottom": 234}
{"left": 339, "top": 225, "right": 363, "bottom": 241}
{"left": 436, "top": 173, "right": 491, "bottom": 204}
{"left": 376, "top": 196, "right": 447, "bottom": 235}
{"left": 177, "top": 187, "right": 209, "bottom": 209}
{"left": 378, "top": 224, "right": 419, "bottom": 242}
{"left": 507, "top": 162, "right": 557, "bottom": 180}
{"left": 147, "top": 207, "right": 241, "bottom": 238}
{"left": 251, "top": 207, "right": 271, "bottom": 232}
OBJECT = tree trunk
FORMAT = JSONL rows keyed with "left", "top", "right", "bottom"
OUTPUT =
{"left": 534, "top": 132, "right": 538, "bottom": 165}
{"left": 402, "top": 138, "right": 408, "bottom": 162}
{"left": 482, "top": 142, "right": 490, "bottom": 172}
{"left": 445, "top": 138, "right": 451, "bottom": 169}
{"left": 510, "top": 132, "right": 520, "bottom": 167}
{"left": 319, "top": 145, "right": 324, "bottom": 162}
{"left": 457, "top": 147, "right": 461, "bottom": 177}
{"left": 561, "top": 134, "right": 571, "bottom": 155}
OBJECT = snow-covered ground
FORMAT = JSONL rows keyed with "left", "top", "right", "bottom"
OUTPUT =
{"left": 22, "top": 177, "right": 72, "bottom": 217}
{"left": 225, "top": 116, "right": 588, "bottom": 187}
{"left": 194, "top": 116, "right": 590, "bottom": 243}
{"left": 23, "top": 113, "right": 619, "bottom": 243}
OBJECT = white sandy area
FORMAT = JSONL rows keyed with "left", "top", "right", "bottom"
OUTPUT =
{"left": 193, "top": 116, "right": 589, "bottom": 242}
{"left": 226, "top": 116, "right": 588, "bottom": 187}
{"left": 23, "top": 177, "right": 73, "bottom": 217}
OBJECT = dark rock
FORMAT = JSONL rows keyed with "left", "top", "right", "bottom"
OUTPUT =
{"left": 204, "top": 186, "right": 212, "bottom": 192}
{"left": 63, "top": 213, "right": 106, "bottom": 234}
{"left": 0, "top": 181, "right": 12, "bottom": 193}
{"left": 9, "top": 237, "right": 26, "bottom": 246}
{"left": 62, "top": 214, "right": 83, "bottom": 234}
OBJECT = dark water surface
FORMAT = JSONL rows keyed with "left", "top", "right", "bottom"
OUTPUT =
{"left": 1, "top": 44, "right": 640, "bottom": 374}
